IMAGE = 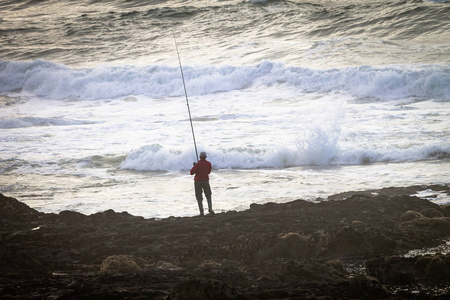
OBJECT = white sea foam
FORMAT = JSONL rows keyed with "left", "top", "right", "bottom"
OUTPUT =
{"left": 120, "top": 142, "right": 450, "bottom": 171}
{"left": 0, "top": 117, "right": 94, "bottom": 129}
{"left": 1, "top": 60, "right": 448, "bottom": 101}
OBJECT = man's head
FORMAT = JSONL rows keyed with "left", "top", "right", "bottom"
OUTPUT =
{"left": 199, "top": 152, "right": 207, "bottom": 159}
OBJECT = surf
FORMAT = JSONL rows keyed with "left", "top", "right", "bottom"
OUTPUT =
{"left": 1, "top": 59, "right": 449, "bottom": 102}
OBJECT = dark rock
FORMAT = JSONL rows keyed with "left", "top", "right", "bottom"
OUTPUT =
{"left": 1, "top": 185, "right": 450, "bottom": 299}
{"left": 0, "top": 193, "right": 41, "bottom": 230}
{"left": 400, "top": 210, "right": 425, "bottom": 223}
{"left": 168, "top": 279, "right": 241, "bottom": 300}
{"left": 441, "top": 205, "right": 450, "bottom": 218}
{"left": 58, "top": 210, "right": 88, "bottom": 223}
{"left": 421, "top": 208, "right": 444, "bottom": 218}
{"left": 366, "top": 256, "right": 416, "bottom": 285}
{"left": 265, "top": 232, "right": 312, "bottom": 259}
{"left": 368, "top": 254, "right": 450, "bottom": 285}
{"left": 326, "top": 225, "right": 372, "bottom": 256}
{"left": 426, "top": 256, "right": 449, "bottom": 280}
{"left": 100, "top": 255, "right": 143, "bottom": 275}
{"left": 401, "top": 217, "right": 450, "bottom": 236}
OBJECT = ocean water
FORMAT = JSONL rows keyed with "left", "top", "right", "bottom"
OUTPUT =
{"left": 0, "top": 0, "right": 449, "bottom": 218}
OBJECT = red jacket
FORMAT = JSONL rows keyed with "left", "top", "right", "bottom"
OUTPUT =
{"left": 190, "top": 159, "right": 212, "bottom": 181}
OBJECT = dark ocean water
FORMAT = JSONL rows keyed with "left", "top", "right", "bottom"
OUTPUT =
{"left": 1, "top": 0, "right": 449, "bottom": 67}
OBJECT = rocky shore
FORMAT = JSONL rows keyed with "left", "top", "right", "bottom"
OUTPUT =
{"left": 1, "top": 184, "right": 450, "bottom": 299}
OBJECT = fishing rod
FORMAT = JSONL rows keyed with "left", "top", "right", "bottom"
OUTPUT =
{"left": 172, "top": 31, "right": 199, "bottom": 162}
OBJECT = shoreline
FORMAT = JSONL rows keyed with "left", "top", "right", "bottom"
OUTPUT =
{"left": 1, "top": 184, "right": 450, "bottom": 299}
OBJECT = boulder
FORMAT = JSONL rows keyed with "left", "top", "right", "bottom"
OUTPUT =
{"left": 420, "top": 208, "right": 443, "bottom": 218}
{"left": 0, "top": 193, "right": 41, "bottom": 230}
{"left": 326, "top": 226, "right": 371, "bottom": 256}
{"left": 400, "top": 210, "right": 425, "bottom": 223}
{"left": 426, "top": 256, "right": 449, "bottom": 279}
{"left": 401, "top": 217, "right": 450, "bottom": 235}
{"left": 168, "top": 279, "right": 238, "bottom": 300}
{"left": 441, "top": 205, "right": 450, "bottom": 218}
{"left": 99, "top": 255, "right": 142, "bottom": 275}
{"left": 277, "top": 232, "right": 312, "bottom": 258}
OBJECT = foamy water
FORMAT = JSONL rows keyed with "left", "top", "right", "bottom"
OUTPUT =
{"left": 0, "top": 0, "right": 449, "bottom": 218}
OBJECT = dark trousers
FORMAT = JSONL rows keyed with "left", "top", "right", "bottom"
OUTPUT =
{"left": 194, "top": 180, "right": 212, "bottom": 215}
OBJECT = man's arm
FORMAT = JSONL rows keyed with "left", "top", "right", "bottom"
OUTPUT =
{"left": 190, "top": 163, "right": 197, "bottom": 175}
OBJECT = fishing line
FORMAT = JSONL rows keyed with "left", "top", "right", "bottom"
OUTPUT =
{"left": 172, "top": 31, "right": 199, "bottom": 162}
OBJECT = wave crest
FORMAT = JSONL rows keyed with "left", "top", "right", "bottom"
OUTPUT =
{"left": 0, "top": 116, "right": 94, "bottom": 129}
{"left": 1, "top": 59, "right": 448, "bottom": 101}
{"left": 120, "top": 143, "right": 450, "bottom": 172}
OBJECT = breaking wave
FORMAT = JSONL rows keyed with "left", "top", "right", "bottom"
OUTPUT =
{"left": 1, "top": 59, "right": 449, "bottom": 101}
{"left": 120, "top": 143, "right": 450, "bottom": 171}
{"left": 0, "top": 116, "right": 94, "bottom": 129}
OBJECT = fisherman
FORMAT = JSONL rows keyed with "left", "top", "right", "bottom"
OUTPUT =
{"left": 190, "top": 151, "right": 213, "bottom": 216}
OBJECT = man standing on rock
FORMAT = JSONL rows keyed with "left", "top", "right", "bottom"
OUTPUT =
{"left": 190, "top": 151, "right": 213, "bottom": 216}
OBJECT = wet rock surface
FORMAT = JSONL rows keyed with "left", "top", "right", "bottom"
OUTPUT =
{"left": 1, "top": 185, "right": 450, "bottom": 299}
